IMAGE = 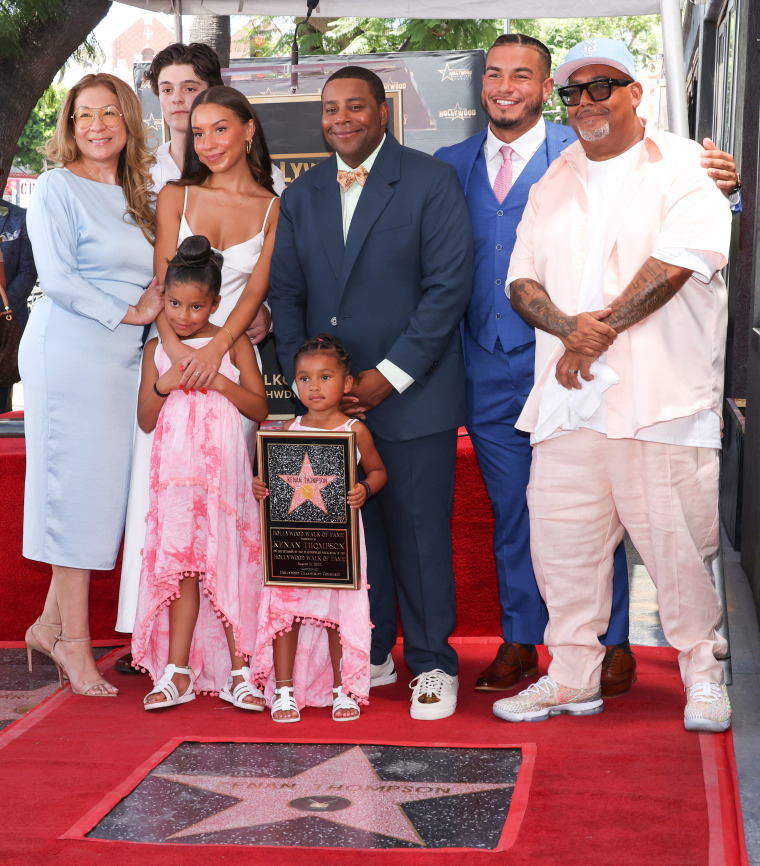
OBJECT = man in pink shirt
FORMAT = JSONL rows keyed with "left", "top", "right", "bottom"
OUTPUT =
{"left": 495, "top": 38, "right": 732, "bottom": 732}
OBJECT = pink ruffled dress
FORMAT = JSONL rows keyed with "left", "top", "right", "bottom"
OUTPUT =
{"left": 252, "top": 417, "right": 371, "bottom": 708}
{"left": 131, "top": 338, "right": 261, "bottom": 694}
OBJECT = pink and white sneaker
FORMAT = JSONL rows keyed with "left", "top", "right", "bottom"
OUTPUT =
{"left": 684, "top": 683, "right": 731, "bottom": 732}
{"left": 493, "top": 675, "right": 603, "bottom": 722}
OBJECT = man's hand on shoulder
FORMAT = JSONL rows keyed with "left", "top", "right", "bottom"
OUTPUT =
{"left": 341, "top": 369, "right": 394, "bottom": 418}
{"left": 701, "top": 137, "right": 740, "bottom": 197}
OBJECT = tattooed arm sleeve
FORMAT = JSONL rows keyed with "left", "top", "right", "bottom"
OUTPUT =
{"left": 606, "top": 257, "right": 693, "bottom": 333}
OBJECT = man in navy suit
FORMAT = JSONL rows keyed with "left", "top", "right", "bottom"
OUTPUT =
{"left": 269, "top": 67, "right": 473, "bottom": 720}
{"left": 0, "top": 194, "right": 37, "bottom": 412}
{"left": 436, "top": 35, "right": 635, "bottom": 698}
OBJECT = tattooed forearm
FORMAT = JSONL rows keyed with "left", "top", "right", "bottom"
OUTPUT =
{"left": 510, "top": 278, "right": 573, "bottom": 337}
{"left": 607, "top": 258, "right": 692, "bottom": 333}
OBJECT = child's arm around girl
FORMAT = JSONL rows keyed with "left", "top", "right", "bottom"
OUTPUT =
{"left": 138, "top": 332, "right": 267, "bottom": 434}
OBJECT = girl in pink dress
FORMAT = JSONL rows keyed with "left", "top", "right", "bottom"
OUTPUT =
{"left": 252, "top": 334, "right": 387, "bottom": 722}
{"left": 132, "top": 235, "right": 269, "bottom": 711}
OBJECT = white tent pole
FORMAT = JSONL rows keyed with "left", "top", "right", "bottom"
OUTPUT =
{"left": 660, "top": 0, "right": 688, "bottom": 136}
{"left": 173, "top": 0, "right": 183, "bottom": 41}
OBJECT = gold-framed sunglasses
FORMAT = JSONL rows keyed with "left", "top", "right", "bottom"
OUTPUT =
{"left": 71, "top": 105, "right": 124, "bottom": 130}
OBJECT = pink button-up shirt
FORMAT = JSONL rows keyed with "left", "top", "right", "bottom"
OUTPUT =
{"left": 507, "top": 123, "right": 731, "bottom": 438}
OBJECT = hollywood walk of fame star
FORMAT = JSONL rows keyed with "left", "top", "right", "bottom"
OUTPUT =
{"left": 278, "top": 452, "right": 337, "bottom": 515}
{"left": 438, "top": 63, "right": 455, "bottom": 82}
{"left": 154, "top": 746, "right": 513, "bottom": 846}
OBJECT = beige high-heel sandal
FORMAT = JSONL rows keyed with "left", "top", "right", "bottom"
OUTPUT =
{"left": 50, "top": 636, "right": 118, "bottom": 697}
{"left": 25, "top": 617, "right": 63, "bottom": 673}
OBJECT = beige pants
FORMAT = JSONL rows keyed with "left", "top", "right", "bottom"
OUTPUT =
{"left": 527, "top": 429, "right": 726, "bottom": 690}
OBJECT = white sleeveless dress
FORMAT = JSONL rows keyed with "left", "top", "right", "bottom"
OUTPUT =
{"left": 115, "top": 190, "right": 276, "bottom": 631}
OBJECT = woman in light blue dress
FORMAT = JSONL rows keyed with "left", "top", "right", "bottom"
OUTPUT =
{"left": 19, "top": 73, "right": 163, "bottom": 697}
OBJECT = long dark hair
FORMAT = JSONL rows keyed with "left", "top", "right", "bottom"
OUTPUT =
{"left": 177, "top": 85, "right": 274, "bottom": 194}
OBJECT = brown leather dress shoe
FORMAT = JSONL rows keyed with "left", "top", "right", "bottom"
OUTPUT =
{"left": 601, "top": 645, "right": 637, "bottom": 698}
{"left": 474, "top": 642, "right": 539, "bottom": 691}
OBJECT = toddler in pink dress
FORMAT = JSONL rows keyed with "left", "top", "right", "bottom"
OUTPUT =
{"left": 131, "top": 236, "right": 269, "bottom": 712}
{"left": 252, "top": 334, "right": 387, "bottom": 722}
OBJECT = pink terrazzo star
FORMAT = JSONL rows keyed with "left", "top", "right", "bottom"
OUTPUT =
{"left": 156, "top": 746, "right": 513, "bottom": 845}
{"left": 278, "top": 452, "right": 337, "bottom": 515}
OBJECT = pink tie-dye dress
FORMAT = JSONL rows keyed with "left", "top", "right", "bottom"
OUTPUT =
{"left": 131, "top": 338, "right": 261, "bottom": 693}
{"left": 252, "top": 417, "right": 371, "bottom": 708}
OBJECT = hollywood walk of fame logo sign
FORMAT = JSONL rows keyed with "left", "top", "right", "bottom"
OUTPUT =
{"left": 438, "top": 62, "right": 473, "bottom": 82}
{"left": 85, "top": 742, "right": 523, "bottom": 850}
{"left": 257, "top": 430, "right": 360, "bottom": 589}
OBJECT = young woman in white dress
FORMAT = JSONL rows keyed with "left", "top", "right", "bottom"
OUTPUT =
{"left": 117, "top": 86, "right": 279, "bottom": 645}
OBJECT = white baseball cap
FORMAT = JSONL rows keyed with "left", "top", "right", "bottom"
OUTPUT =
{"left": 554, "top": 38, "right": 637, "bottom": 86}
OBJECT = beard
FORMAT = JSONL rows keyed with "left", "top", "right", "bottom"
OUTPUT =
{"left": 577, "top": 121, "right": 611, "bottom": 142}
{"left": 482, "top": 92, "right": 544, "bottom": 131}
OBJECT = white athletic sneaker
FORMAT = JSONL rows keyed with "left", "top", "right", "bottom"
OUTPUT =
{"left": 493, "top": 675, "right": 603, "bottom": 722}
{"left": 370, "top": 654, "right": 397, "bottom": 688}
{"left": 684, "top": 683, "right": 731, "bottom": 732}
{"left": 409, "top": 669, "right": 458, "bottom": 720}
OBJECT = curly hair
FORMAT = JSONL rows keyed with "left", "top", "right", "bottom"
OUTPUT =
{"left": 45, "top": 73, "right": 156, "bottom": 243}
{"left": 176, "top": 86, "right": 274, "bottom": 194}
{"left": 294, "top": 333, "right": 351, "bottom": 375}
{"left": 143, "top": 42, "right": 223, "bottom": 94}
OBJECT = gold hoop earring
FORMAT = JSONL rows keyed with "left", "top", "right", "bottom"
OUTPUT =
{"left": 246, "top": 139, "right": 252, "bottom": 155}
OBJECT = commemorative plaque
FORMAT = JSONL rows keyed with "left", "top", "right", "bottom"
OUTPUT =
{"left": 257, "top": 430, "right": 359, "bottom": 590}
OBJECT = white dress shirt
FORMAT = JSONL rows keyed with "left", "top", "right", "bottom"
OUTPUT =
{"left": 336, "top": 138, "right": 413, "bottom": 394}
{"left": 484, "top": 118, "right": 547, "bottom": 190}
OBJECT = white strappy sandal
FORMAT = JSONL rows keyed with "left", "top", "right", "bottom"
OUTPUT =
{"left": 144, "top": 664, "right": 195, "bottom": 711}
{"left": 332, "top": 686, "right": 360, "bottom": 721}
{"left": 272, "top": 684, "right": 300, "bottom": 723}
{"left": 219, "top": 666, "right": 266, "bottom": 712}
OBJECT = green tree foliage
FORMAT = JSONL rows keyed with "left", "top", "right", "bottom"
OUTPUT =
{"left": 515, "top": 15, "right": 662, "bottom": 121}
{"left": 516, "top": 15, "right": 662, "bottom": 71}
{"left": 245, "top": 14, "right": 660, "bottom": 62}
{"left": 0, "top": 0, "right": 61, "bottom": 59}
{"left": 246, "top": 17, "right": 504, "bottom": 56}
{"left": 12, "top": 83, "right": 65, "bottom": 173}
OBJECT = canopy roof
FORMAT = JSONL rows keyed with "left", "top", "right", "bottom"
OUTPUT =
{"left": 118, "top": 0, "right": 663, "bottom": 18}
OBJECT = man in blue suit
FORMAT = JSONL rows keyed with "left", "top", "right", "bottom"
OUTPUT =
{"left": 0, "top": 194, "right": 37, "bottom": 412}
{"left": 269, "top": 67, "right": 473, "bottom": 720}
{"left": 436, "top": 35, "right": 635, "bottom": 698}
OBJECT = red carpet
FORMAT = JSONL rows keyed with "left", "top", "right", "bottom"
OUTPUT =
{"left": 0, "top": 642, "right": 747, "bottom": 865}
{"left": 0, "top": 425, "right": 502, "bottom": 641}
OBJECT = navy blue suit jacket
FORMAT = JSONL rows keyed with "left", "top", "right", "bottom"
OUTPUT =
{"left": 0, "top": 198, "right": 36, "bottom": 331}
{"left": 269, "top": 133, "right": 474, "bottom": 443}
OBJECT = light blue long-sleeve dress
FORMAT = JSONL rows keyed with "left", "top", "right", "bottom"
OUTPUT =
{"left": 19, "top": 168, "right": 154, "bottom": 570}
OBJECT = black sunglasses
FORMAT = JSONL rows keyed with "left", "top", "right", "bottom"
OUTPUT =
{"left": 557, "top": 78, "right": 634, "bottom": 107}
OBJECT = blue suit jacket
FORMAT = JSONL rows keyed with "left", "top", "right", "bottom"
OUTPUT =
{"left": 0, "top": 198, "right": 36, "bottom": 331}
{"left": 436, "top": 121, "right": 574, "bottom": 353}
{"left": 269, "top": 133, "right": 474, "bottom": 443}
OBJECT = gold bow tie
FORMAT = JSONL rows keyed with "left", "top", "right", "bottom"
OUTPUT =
{"left": 336, "top": 166, "right": 368, "bottom": 190}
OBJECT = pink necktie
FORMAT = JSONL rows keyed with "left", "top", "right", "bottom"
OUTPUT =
{"left": 493, "top": 145, "right": 513, "bottom": 203}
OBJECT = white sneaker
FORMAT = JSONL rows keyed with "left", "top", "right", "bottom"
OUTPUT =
{"left": 409, "top": 669, "right": 458, "bottom": 720}
{"left": 370, "top": 653, "right": 397, "bottom": 688}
